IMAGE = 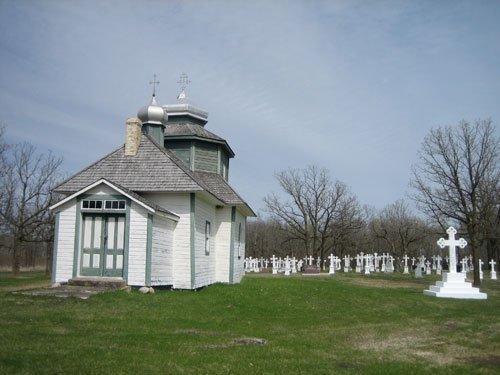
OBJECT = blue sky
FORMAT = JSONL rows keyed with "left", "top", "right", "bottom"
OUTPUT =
{"left": 1, "top": 0, "right": 499, "bottom": 215}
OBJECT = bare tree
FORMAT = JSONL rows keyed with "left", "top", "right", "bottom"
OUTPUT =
{"left": 0, "top": 142, "right": 63, "bottom": 275}
{"left": 411, "top": 119, "right": 499, "bottom": 286}
{"left": 369, "top": 199, "right": 429, "bottom": 258}
{"left": 264, "top": 166, "right": 362, "bottom": 263}
{"left": 328, "top": 193, "right": 366, "bottom": 258}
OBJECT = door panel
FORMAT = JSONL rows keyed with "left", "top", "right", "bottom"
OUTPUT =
{"left": 81, "top": 215, "right": 104, "bottom": 276}
{"left": 103, "top": 216, "right": 125, "bottom": 277}
{"left": 81, "top": 214, "right": 125, "bottom": 278}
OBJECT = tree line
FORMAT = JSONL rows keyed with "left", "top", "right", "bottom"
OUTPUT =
{"left": 0, "top": 126, "right": 63, "bottom": 275}
{"left": 0, "top": 119, "right": 497, "bottom": 288}
{"left": 250, "top": 119, "right": 499, "bottom": 287}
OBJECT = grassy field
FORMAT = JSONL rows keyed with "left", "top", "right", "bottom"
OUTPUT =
{"left": 0, "top": 272, "right": 499, "bottom": 374}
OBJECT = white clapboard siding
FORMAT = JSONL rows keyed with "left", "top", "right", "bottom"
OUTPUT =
{"left": 142, "top": 193, "right": 191, "bottom": 289}
{"left": 86, "top": 185, "right": 119, "bottom": 196}
{"left": 54, "top": 201, "right": 77, "bottom": 283}
{"left": 151, "top": 215, "right": 175, "bottom": 286}
{"left": 214, "top": 207, "right": 232, "bottom": 283}
{"left": 193, "top": 195, "right": 217, "bottom": 288}
{"left": 127, "top": 203, "right": 148, "bottom": 286}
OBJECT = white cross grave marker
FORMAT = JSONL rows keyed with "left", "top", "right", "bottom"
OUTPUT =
{"left": 425, "top": 260, "right": 432, "bottom": 275}
{"left": 344, "top": 255, "right": 350, "bottom": 273}
{"left": 284, "top": 257, "right": 291, "bottom": 276}
{"left": 403, "top": 254, "right": 410, "bottom": 274}
{"left": 424, "top": 226, "right": 487, "bottom": 299}
{"left": 437, "top": 227, "right": 467, "bottom": 274}
{"left": 355, "top": 254, "right": 361, "bottom": 273}
{"left": 489, "top": 259, "right": 497, "bottom": 280}
{"left": 460, "top": 258, "right": 468, "bottom": 274}
{"left": 308, "top": 256, "right": 314, "bottom": 266}
{"left": 364, "top": 254, "right": 371, "bottom": 275}
{"left": 328, "top": 254, "right": 335, "bottom": 275}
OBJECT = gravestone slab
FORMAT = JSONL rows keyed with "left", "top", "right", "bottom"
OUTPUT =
{"left": 302, "top": 265, "right": 320, "bottom": 275}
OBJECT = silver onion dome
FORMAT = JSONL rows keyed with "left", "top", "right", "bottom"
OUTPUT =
{"left": 137, "top": 95, "right": 168, "bottom": 125}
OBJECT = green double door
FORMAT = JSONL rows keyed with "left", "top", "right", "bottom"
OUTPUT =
{"left": 81, "top": 214, "right": 125, "bottom": 277}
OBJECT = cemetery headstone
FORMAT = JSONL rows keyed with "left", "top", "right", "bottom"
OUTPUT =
{"left": 284, "top": 257, "right": 291, "bottom": 276}
{"left": 424, "top": 227, "right": 487, "bottom": 299}
{"left": 415, "top": 259, "right": 423, "bottom": 278}
{"left": 343, "top": 255, "right": 350, "bottom": 273}
{"left": 489, "top": 259, "right": 497, "bottom": 280}
{"left": 297, "top": 259, "right": 304, "bottom": 272}
{"left": 364, "top": 254, "right": 371, "bottom": 275}
{"left": 328, "top": 254, "right": 335, "bottom": 275}
{"left": 403, "top": 254, "right": 410, "bottom": 274}
{"left": 291, "top": 257, "right": 297, "bottom": 274}
{"left": 425, "top": 260, "right": 432, "bottom": 275}
{"left": 355, "top": 254, "right": 361, "bottom": 273}
{"left": 460, "top": 257, "right": 467, "bottom": 273}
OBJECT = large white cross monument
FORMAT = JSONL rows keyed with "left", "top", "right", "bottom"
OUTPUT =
{"left": 423, "top": 227, "right": 487, "bottom": 299}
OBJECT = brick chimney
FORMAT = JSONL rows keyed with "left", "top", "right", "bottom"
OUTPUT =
{"left": 125, "top": 117, "right": 142, "bottom": 156}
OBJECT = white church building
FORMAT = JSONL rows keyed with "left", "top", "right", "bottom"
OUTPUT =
{"left": 50, "top": 83, "right": 255, "bottom": 289}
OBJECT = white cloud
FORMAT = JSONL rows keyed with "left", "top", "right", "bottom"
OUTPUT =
{"left": 1, "top": 0, "right": 499, "bottom": 212}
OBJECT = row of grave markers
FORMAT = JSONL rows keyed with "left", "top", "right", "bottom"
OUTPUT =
{"left": 247, "top": 227, "right": 493, "bottom": 299}
{"left": 244, "top": 253, "right": 498, "bottom": 280}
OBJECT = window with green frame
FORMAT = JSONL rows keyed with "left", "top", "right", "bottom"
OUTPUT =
{"left": 237, "top": 222, "right": 242, "bottom": 259}
{"left": 205, "top": 221, "right": 211, "bottom": 255}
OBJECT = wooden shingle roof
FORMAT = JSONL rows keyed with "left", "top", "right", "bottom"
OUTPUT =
{"left": 55, "top": 135, "right": 203, "bottom": 193}
{"left": 164, "top": 124, "right": 235, "bottom": 157}
{"left": 54, "top": 135, "right": 254, "bottom": 215}
{"left": 193, "top": 171, "right": 256, "bottom": 216}
{"left": 164, "top": 123, "right": 224, "bottom": 141}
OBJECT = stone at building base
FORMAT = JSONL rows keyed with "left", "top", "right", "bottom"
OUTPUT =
{"left": 68, "top": 277, "right": 126, "bottom": 289}
{"left": 423, "top": 272, "right": 487, "bottom": 300}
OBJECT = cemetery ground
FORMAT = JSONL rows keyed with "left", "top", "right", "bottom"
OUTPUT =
{"left": 1, "top": 272, "right": 499, "bottom": 374}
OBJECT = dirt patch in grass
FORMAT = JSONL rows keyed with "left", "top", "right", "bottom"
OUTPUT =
{"left": 203, "top": 337, "right": 267, "bottom": 349}
{"left": 356, "top": 328, "right": 468, "bottom": 366}
{"left": 52, "top": 327, "right": 70, "bottom": 335}
{"left": 344, "top": 277, "right": 422, "bottom": 289}
{"left": 174, "top": 329, "right": 219, "bottom": 336}
{"left": 466, "top": 355, "right": 500, "bottom": 368}
{"left": 0, "top": 282, "right": 51, "bottom": 292}
{"left": 442, "top": 321, "right": 469, "bottom": 330}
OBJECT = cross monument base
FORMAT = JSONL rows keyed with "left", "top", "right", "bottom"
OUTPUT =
{"left": 423, "top": 272, "right": 487, "bottom": 300}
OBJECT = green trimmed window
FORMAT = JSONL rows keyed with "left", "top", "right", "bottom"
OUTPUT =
{"left": 205, "top": 221, "right": 211, "bottom": 255}
{"left": 82, "top": 199, "right": 126, "bottom": 211}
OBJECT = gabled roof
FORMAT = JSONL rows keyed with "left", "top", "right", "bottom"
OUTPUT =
{"left": 50, "top": 178, "right": 180, "bottom": 221}
{"left": 54, "top": 134, "right": 254, "bottom": 215}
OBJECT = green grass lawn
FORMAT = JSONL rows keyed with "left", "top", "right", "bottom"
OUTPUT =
{"left": 0, "top": 272, "right": 499, "bottom": 374}
{"left": 0, "top": 272, "right": 51, "bottom": 291}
